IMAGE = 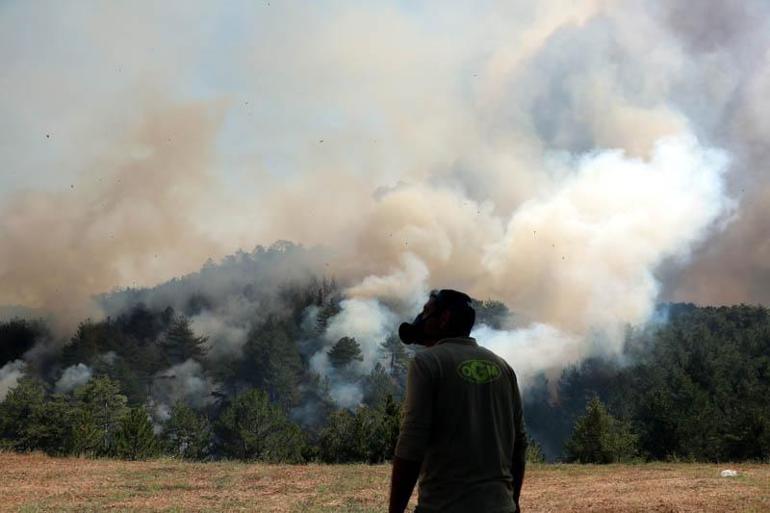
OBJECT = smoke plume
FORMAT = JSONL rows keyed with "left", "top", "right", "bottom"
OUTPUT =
{"left": 0, "top": 360, "right": 26, "bottom": 401}
{"left": 1, "top": 0, "right": 768, "bottom": 396}
{"left": 0, "top": 101, "right": 226, "bottom": 332}
{"left": 150, "top": 359, "right": 217, "bottom": 421}
{"left": 54, "top": 363, "right": 93, "bottom": 394}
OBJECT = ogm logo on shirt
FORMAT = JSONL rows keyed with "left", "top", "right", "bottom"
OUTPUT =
{"left": 457, "top": 359, "right": 502, "bottom": 384}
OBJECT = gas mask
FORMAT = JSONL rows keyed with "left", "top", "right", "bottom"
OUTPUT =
{"left": 398, "top": 309, "right": 438, "bottom": 346}
{"left": 399, "top": 289, "right": 474, "bottom": 345}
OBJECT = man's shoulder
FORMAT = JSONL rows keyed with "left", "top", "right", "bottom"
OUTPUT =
{"left": 455, "top": 344, "right": 517, "bottom": 381}
{"left": 436, "top": 339, "right": 505, "bottom": 361}
{"left": 410, "top": 347, "right": 441, "bottom": 374}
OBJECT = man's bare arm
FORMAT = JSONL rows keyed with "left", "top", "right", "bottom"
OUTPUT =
{"left": 389, "top": 456, "right": 422, "bottom": 513}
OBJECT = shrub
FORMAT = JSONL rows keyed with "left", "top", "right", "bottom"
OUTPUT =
{"left": 163, "top": 402, "right": 212, "bottom": 460}
{"left": 114, "top": 407, "right": 159, "bottom": 460}
{"left": 565, "top": 396, "right": 637, "bottom": 463}
{"left": 217, "top": 388, "right": 305, "bottom": 463}
{"left": 318, "top": 397, "right": 401, "bottom": 464}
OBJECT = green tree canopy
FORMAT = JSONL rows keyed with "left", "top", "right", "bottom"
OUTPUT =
{"left": 565, "top": 396, "right": 637, "bottom": 464}
{"left": 114, "top": 407, "right": 159, "bottom": 460}
{"left": 328, "top": 337, "right": 363, "bottom": 369}
{"left": 318, "top": 400, "right": 399, "bottom": 464}
{"left": 379, "top": 334, "right": 408, "bottom": 379}
{"left": 242, "top": 317, "right": 303, "bottom": 409}
{"left": 163, "top": 402, "right": 212, "bottom": 460}
{"left": 72, "top": 376, "right": 129, "bottom": 456}
{"left": 363, "top": 362, "right": 398, "bottom": 408}
{"left": 161, "top": 316, "right": 208, "bottom": 365}
{"left": 217, "top": 388, "right": 305, "bottom": 462}
{"left": 0, "top": 377, "right": 49, "bottom": 451}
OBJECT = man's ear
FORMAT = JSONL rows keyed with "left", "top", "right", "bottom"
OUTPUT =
{"left": 439, "top": 309, "right": 451, "bottom": 329}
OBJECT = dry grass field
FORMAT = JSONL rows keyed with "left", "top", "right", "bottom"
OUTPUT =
{"left": 1, "top": 452, "right": 769, "bottom": 513}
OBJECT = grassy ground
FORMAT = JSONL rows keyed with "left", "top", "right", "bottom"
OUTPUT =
{"left": 1, "top": 452, "right": 769, "bottom": 512}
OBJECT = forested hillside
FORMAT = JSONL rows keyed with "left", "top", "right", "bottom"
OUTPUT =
{"left": 1, "top": 244, "right": 769, "bottom": 463}
{"left": 527, "top": 303, "right": 770, "bottom": 461}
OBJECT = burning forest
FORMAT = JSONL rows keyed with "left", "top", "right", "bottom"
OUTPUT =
{"left": 2, "top": 0, "right": 770, "bottom": 468}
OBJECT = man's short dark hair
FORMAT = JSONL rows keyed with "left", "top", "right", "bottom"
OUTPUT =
{"left": 431, "top": 289, "right": 475, "bottom": 337}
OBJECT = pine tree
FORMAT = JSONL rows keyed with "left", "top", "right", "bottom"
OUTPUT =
{"left": 161, "top": 316, "right": 208, "bottom": 365}
{"left": 526, "top": 435, "right": 546, "bottom": 463}
{"left": 217, "top": 388, "right": 305, "bottom": 462}
{"left": 318, "top": 403, "right": 396, "bottom": 464}
{"left": 315, "top": 291, "right": 341, "bottom": 333}
{"left": 380, "top": 394, "right": 401, "bottom": 461}
{"left": 363, "top": 363, "right": 398, "bottom": 408}
{"left": 327, "top": 337, "right": 363, "bottom": 369}
{"left": 318, "top": 409, "right": 359, "bottom": 463}
{"left": 114, "top": 407, "right": 159, "bottom": 460}
{"left": 38, "top": 394, "right": 78, "bottom": 456}
{"left": 72, "top": 376, "right": 129, "bottom": 456}
{"left": 242, "top": 318, "right": 303, "bottom": 409}
{"left": 565, "top": 396, "right": 637, "bottom": 463}
{"left": 293, "top": 372, "right": 336, "bottom": 436}
{"left": 379, "top": 334, "right": 408, "bottom": 378}
{"left": 0, "top": 377, "right": 48, "bottom": 451}
{"left": 472, "top": 299, "right": 511, "bottom": 329}
{"left": 163, "top": 402, "right": 212, "bottom": 460}
{"left": 61, "top": 321, "right": 105, "bottom": 368}
{"left": 69, "top": 406, "right": 103, "bottom": 456}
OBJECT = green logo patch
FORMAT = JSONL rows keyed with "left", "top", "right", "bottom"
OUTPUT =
{"left": 457, "top": 359, "right": 502, "bottom": 384}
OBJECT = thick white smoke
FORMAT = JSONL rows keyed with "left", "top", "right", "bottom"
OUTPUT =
{"left": 309, "top": 298, "right": 399, "bottom": 408}
{"left": 54, "top": 363, "right": 93, "bottom": 393}
{"left": 151, "top": 359, "right": 216, "bottom": 414}
{"left": 0, "top": 360, "right": 26, "bottom": 401}
{"left": 1, "top": 0, "right": 762, "bottom": 406}
{"left": 472, "top": 324, "right": 580, "bottom": 386}
{"left": 190, "top": 313, "right": 250, "bottom": 360}
{"left": 310, "top": 133, "right": 730, "bottom": 397}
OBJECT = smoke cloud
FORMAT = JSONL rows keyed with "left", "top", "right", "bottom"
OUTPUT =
{"left": 0, "top": 101, "right": 226, "bottom": 332}
{"left": 1, "top": 0, "right": 767, "bottom": 395}
{"left": 309, "top": 134, "right": 730, "bottom": 393}
{"left": 310, "top": 298, "right": 399, "bottom": 407}
{"left": 151, "top": 359, "right": 217, "bottom": 413}
{"left": 0, "top": 360, "right": 26, "bottom": 401}
{"left": 472, "top": 325, "right": 580, "bottom": 386}
{"left": 54, "top": 363, "right": 93, "bottom": 394}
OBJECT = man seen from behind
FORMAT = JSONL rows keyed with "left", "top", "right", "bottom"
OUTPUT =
{"left": 388, "top": 289, "right": 527, "bottom": 513}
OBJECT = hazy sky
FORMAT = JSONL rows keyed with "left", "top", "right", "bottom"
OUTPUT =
{"left": 2, "top": 0, "right": 769, "bottom": 323}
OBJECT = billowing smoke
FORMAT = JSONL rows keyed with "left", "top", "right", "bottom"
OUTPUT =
{"left": 309, "top": 134, "right": 730, "bottom": 392}
{"left": 473, "top": 325, "right": 580, "bottom": 386}
{"left": 151, "top": 359, "right": 217, "bottom": 420}
{"left": 310, "top": 298, "right": 399, "bottom": 407}
{"left": 1, "top": 1, "right": 767, "bottom": 403}
{"left": 54, "top": 363, "right": 93, "bottom": 394}
{"left": 0, "top": 360, "right": 26, "bottom": 401}
{"left": 99, "top": 352, "right": 118, "bottom": 366}
{"left": 0, "top": 101, "right": 226, "bottom": 332}
{"left": 191, "top": 313, "right": 250, "bottom": 361}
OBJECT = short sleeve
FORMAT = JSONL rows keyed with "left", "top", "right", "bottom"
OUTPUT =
{"left": 394, "top": 353, "right": 436, "bottom": 462}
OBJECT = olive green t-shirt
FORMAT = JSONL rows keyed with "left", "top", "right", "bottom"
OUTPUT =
{"left": 395, "top": 337, "right": 526, "bottom": 513}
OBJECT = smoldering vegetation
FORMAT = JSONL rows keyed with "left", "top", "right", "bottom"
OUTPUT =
{"left": 2, "top": 246, "right": 770, "bottom": 463}
{"left": 0, "top": 243, "right": 410, "bottom": 462}
{"left": 2, "top": 0, "right": 770, "bottom": 464}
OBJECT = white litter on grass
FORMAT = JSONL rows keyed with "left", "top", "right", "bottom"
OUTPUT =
{"left": 720, "top": 469, "right": 738, "bottom": 477}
